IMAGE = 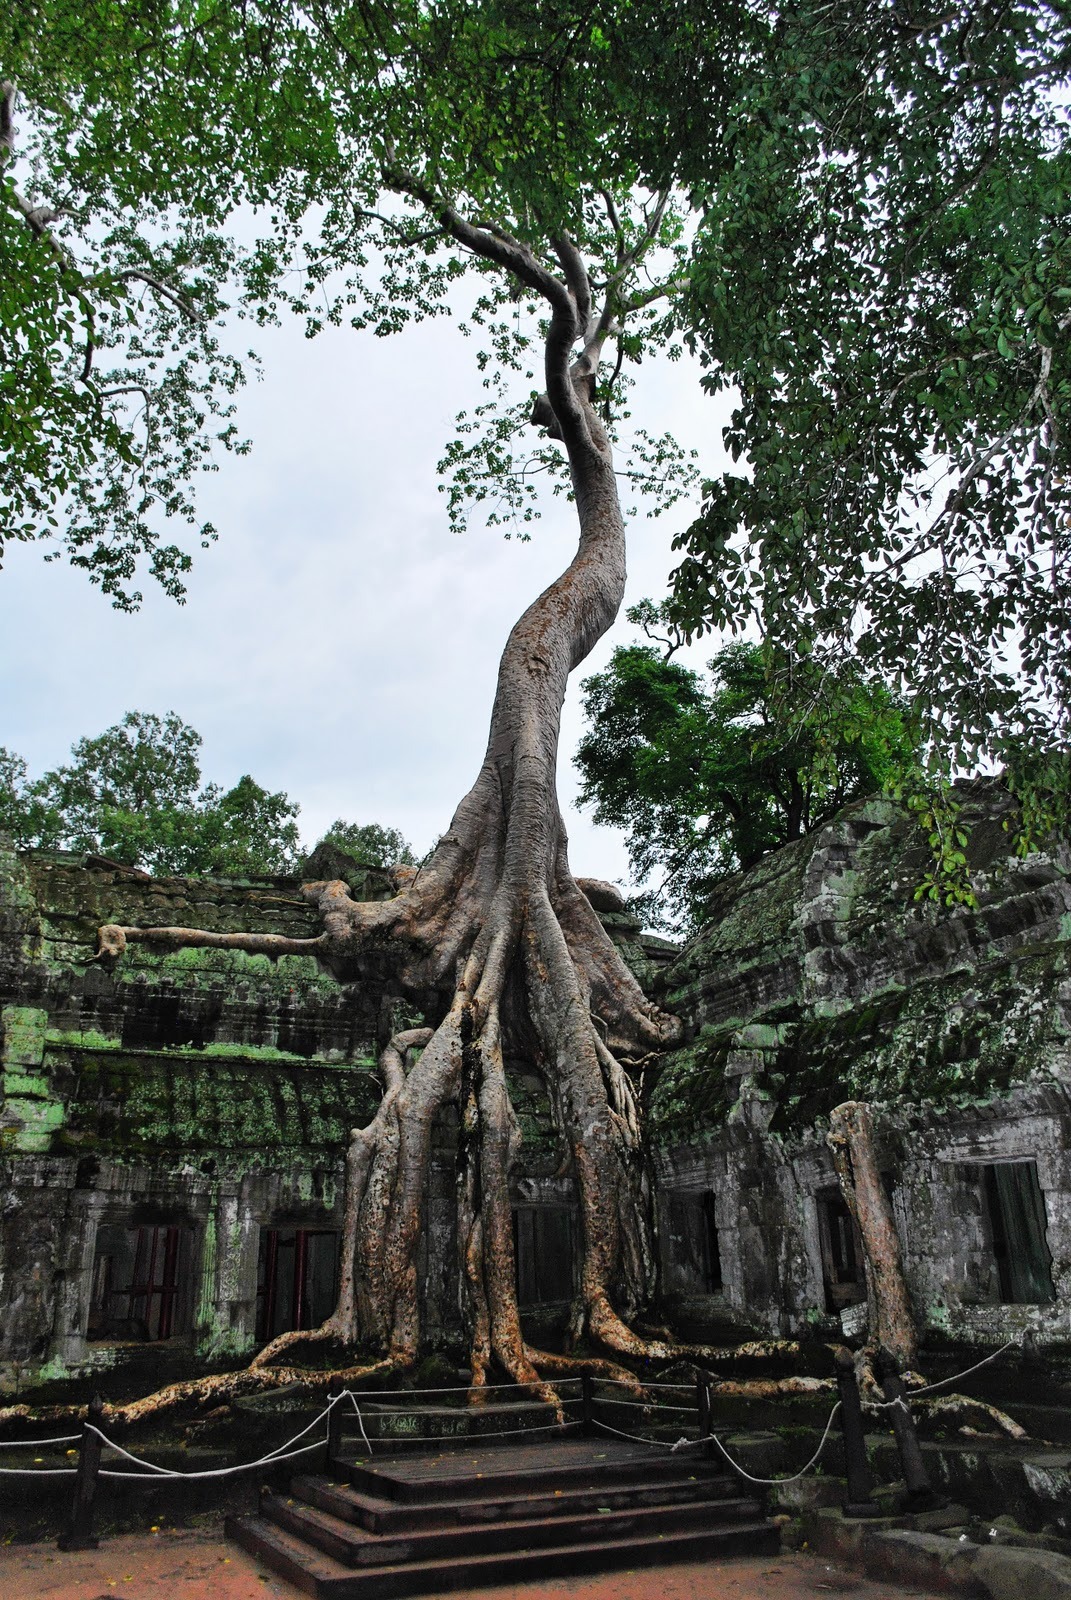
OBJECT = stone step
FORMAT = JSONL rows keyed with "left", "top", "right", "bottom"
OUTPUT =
{"left": 227, "top": 1509, "right": 779, "bottom": 1599}
{"left": 263, "top": 1485, "right": 766, "bottom": 1566}
{"left": 338, "top": 1439, "right": 729, "bottom": 1503}
{"left": 291, "top": 1466, "right": 743, "bottom": 1534}
{"left": 343, "top": 1400, "right": 564, "bottom": 1446}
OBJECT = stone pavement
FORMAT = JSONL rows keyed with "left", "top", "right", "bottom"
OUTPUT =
{"left": 0, "top": 1519, "right": 948, "bottom": 1600}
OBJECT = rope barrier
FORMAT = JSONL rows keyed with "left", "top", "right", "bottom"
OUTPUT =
{"left": 356, "top": 1379, "right": 583, "bottom": 1398}
{"left": 362, "top": 1419, "right": 586, "bottom": 1446}
{"left": 596, "top": 1396, "right": 695, "bottom": 1414}
{"left": 590, "top": 1418, "right": 700, "bottom": 1449}
{"left": 705, "top": 1401, "right": 842, "bottom": 1485}
{"left": 0, "top": 1464, "right": 77, "bottom": 1476}
{"left": 903, "top": 1339, "right": 1018, "bottom": 1399}
{"left": 598, "top": 1378, "right": 695, "bottom": 1391}
{"left": 0, "top": 1433, "right": 80, "bottom": 1449}
{"left": 97, "top": 1440, "right": 326, "bottom": 1480}
{"left": 592, "top": 1398, "right": 843, "bottom": 1487}
{"left": 866, "top": 1339, "right": 1019, "bottom": 1412}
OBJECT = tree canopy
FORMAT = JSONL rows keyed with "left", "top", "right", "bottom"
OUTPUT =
{"left": 0, "top": 710, "right": 302, "bottom": 876}
{"left": 3, "top": 0, "right": 1069, "bottom": 844}
{"left": 576, "top": 614, "right": 917, "bottom": 929}
{"left": 661, "top": 0, "right": 1071, "bottom": 815}
{"left": 0, "top": 712, "right": 422, "bottom": 877}
{"left": 320, "top": 820, "right": 417, "bottom": 868}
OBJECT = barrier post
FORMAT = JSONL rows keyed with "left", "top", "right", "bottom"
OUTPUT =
{"left": 875, "top": 1346, "right": 945, "bottom": 1512}
{"left": 834, "top": 1349, "right": 880, "bottom": 1517}
{"left": 325, "top": 1394, "right": 345, "bottom": 1471}
{"left": 580, "top": 1375, "right": 594, "bottom": 1436}
{"left": 58, "top": 1394, "right": 105, "bottom": 1551}
{"left": 697, "top": 1376, "right": 714, "bottom": 1457}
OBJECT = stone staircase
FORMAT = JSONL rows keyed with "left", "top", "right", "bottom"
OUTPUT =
{"left": 227, "top": 1436, "right": 780, "bottom": 1597}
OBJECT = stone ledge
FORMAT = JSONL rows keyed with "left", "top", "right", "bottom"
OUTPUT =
{"left": 805, "top": 1506, "right": 1071, "bottom": 1600}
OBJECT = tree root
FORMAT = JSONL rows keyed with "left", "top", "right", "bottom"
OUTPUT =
{"left": 911, "top": 1392, "right": 1028, "bottom": 1441}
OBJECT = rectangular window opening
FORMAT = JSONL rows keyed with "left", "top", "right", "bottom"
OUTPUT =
{"left": 88, "top": 1223, "right": 192, "bottom": 1341}
{"left": 982, "top": 1161, "right": 1055, "bottom": 1305}
{"left": 512, "top": 1206, "right": 576, "bottom": 1306}
{"left": 816, "top": 1187, "right": 866, "bottom": 1313}
{"left": 665, "top": 1193, "right": 723, "bottom": 1295}
{"left": 256, "top": 1228, "right": 340, "bottom": 1342}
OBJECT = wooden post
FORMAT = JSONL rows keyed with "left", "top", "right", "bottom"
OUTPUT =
{"left": 58, "top": 1394, "right": 105, "bottom": 1551}
{"left": 580, "top": 1374, "right": 594, "bottom": 1436}
{"left": 875, "top": 1346, "right": 945, "bottom": 1512}
{"left": 834, "top": 1349, "right": 880, "bottom": 1517}
{"left": 697, "top": 1375, "right": 714, "bottom": 1457}
{"left": 326, "top": 1393, "right": 344, "bottom": 1470}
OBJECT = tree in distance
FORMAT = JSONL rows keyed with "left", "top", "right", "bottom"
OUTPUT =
{"left": 320, "top": 820, "right": 417, "bottom": 868}
{"left": 0, "top": 711, "right": 302, "bottom": 878}
{"left": 576, "top": 607, "right": 918, "bottom": 931}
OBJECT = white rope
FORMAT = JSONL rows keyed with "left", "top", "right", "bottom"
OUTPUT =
{"left": 0, "top": 1465, "right": 78, "bottom": 1476}
{"left": 596, "top": 1396, "right": 695, "bottom": 1414}
{"left": 592, "top": 1399, "right": 842, "bottom": 1486}
{"left": 0, "top": 1433, "right": 80, "bottom": 1449}
{"left": 365, "top": 1420, "right": 585, "bottom": 1446}
{"left": 598, "top": 1379, "right": 695, "bottom": 1391}
{"left": 867, "top": 1338, "right": 1019, "bottom": 1411}
{"left": 705, "top": 1401, "right": 842, "bottom": 1485}
{"left": 591, "top": 1418, "right": 700, "bottom": 1449}
{"left": 337, "top": 1390, "right": 373, "bottom": 1458}
{"left": 97, "top": 1440, "right": 324, "bottom": 1480}
{"left": 85, "top": 1389, "right": 355, "bottom": 1481}
{"left": 362, "top": 1380, "right": 583, "bottom": 1398}
{"left": 904, "top": 1339, "right": 1018, "bottom": 1399}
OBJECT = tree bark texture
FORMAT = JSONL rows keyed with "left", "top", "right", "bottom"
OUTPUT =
{"left": 828, "top": 1100, "right": 918, "bottom": 1368}
{"left": 90, "top": 230, "right": 701, "bottom": 1406}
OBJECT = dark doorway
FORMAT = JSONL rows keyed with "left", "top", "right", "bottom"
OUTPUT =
{"left": 88, "top": 1223, "right": 191, "bottom": 1340}
{"left": 665, "top": 1193, "right": 723, "bottom": 1294}
{"left": 816, "top": 1188, "right": 866, "bottom": 1312}
{"left": 256, "top": 1228, "right": 340, "bottom": 1341}
{"left": 512, "top": 1207, "right": 575, "bottom": 1306}
{"left": 982, "top": 1161, "right": 1056, "bottom": 1304}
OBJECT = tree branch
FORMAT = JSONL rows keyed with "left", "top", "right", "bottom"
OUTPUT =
{"left": 113, "top": 269, "right": 197, "bottom": 320}
{"left": 383, "top": 153, "right": 595, "bottom": 456}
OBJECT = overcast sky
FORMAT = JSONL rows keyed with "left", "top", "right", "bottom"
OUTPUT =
{"left": 0, "top": 301, "right": 730, "bottom": 888}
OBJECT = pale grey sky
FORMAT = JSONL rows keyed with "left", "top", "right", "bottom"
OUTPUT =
{"left": 0, "top": 302, "right": 729, "bottom": 887}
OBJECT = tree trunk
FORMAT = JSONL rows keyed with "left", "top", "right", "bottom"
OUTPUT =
{"left": 92, "top": 248, "right": 683, "bottom": 1397}
{"left": 828, "top": 1100, "right": 917, "bottom": 1367}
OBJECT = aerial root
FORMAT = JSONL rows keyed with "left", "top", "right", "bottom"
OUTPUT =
{"left": 911, "top": 1392, "right": 1028, "bottom": 1440}
{"left": 250, "top": 1322, "right": 342, "bottom": 1368}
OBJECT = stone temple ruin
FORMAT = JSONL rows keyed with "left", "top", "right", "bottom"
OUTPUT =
{"left": 0, "top": 775, "right": 1068, "bottom": 1398}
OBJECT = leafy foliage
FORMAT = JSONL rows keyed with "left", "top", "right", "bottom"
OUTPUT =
{"left": 653, "top": 0, "right": 1071, "bottom": 824}
{"left": 2, "top": 711, "right": 301, "bottom": 876}
{"left": 319, "top": 819, "right": 416, "bottom": 867}
{"left": 576, "top": 606, "right": 918, "bottom": 929}
{"left": 1, "top": 1, "right": 713, "bottom": 604}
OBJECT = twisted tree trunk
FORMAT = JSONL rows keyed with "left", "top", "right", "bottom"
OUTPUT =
{"left": 90, "top": 227, "right": 700, "bottom": 1410}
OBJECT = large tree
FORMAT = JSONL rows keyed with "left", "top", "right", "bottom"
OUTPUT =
{"left": 2, "top": 2, "right": 1054, "bottom": 1424}
{"left": 1, "top": 1, "right": 734, "bottom": 1414}
{"left": 658, "top": 0, "right": 1071, "bottom": 840}
{"left": 576, "top": 627, "right": 917, "bottom": 929}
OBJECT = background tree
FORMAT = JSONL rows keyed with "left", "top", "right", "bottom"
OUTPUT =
{"left": 651, "top": 0, "right": 1071, "bottom": 849}
{"left": 2, "top": 711, "right": 302, "bottom": 876}
{"left": 319, "top": 820, "right": 417, "bottom": 868}
{"left": 577, "top": 609, "right": 918, "bottom": 929}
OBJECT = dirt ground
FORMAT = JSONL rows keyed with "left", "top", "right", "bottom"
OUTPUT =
{"left": 0, "top": 1521, "right": 948, "bottom": 1600}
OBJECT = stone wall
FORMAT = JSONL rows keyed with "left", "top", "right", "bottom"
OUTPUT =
{"left": 1, "top": 776, "right": 1069, "bottom": 1393}
{"left": 649, "top": 779, "right": 1071, "bottom": 1349}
